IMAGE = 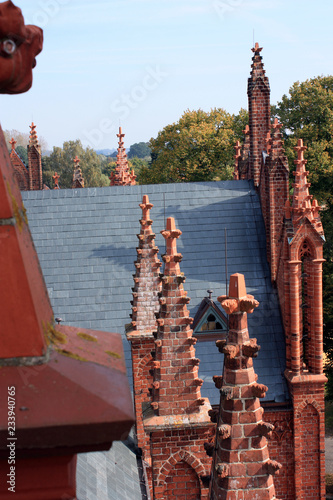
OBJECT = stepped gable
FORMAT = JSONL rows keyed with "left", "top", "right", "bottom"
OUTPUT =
{"left": 127, "top": 194, "right": 162, "bottom": 337}
{"left": 209, "top": 273, "right": 282, "bottom": 499}
{"left": 72, "top": 155, "right": 85, "bottom": 188}
{"left": 28, "top": 122, "right": 43, "bottom": 190}
{"left": 248, "top": 43, "right": 270, "bottom": 186}
{"left": 290, "top": 139, "right": 324, "bottom": 235}
{"left": 9, "top": 137, "right": 29, "bottom": 190}
{"left": 110, "top": 126, "right": 136, "bottom": 186}
{"left": 149, "top": 217, "right": 210, "bottom": 417}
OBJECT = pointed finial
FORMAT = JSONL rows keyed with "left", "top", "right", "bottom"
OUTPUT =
{"left": 29, "top": 122, "right": 39, "bottom": 148}
{"left": 272, "top": 117, "right": 282, "bottom": 130}
{"left": 161, "top": 217, "right": 182, "bottom": 275}
{"left": 243, "top": 124, "right": 250, "bottom": 136}
{"left": 9, "top": 138, "right": 17, "bottom": 151}
{"left": 139, "top": 194, "right": 153, "bottom": 222}
{"left": 251, "top": 42, "right": 262, "bottom": 54}
{"left": 218, "top": 273, "right": 259, "bottom": 315}
{"left": 294, "top": 138, "right": 307, "bottom": 163}
{"left": 117, "top": 126, "right": 125, "bottom": 141}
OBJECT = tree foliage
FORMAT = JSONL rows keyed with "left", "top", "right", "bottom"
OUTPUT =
{"left": 4, "top": 128, "right": 48, "bottom": 151}
{"left": 43, "top": 140, "right": 109, "bottom": 189}
{"left": 139, "top": 108, "right": 248, "bottom": 184}
{"left": 272, "top": 76, "right": 333, "bottom": 202}
{"left": 15, "top": 145, "right": 28, "bottom": 166}
{"left": 128, "top": 142, "right": 151, "bottom": 159}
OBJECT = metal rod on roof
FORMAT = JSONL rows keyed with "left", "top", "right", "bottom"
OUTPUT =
{"left": 225, "top": 227, "right": 228, "bottom": 295}
{"left": 163, "top": 193, "right": 166, "bottom": 253}
{"left": 225, "top": 227, "right": 229, "bottom": 337}
{"left": 163, "top": 193, "right": 166, "bottom": 228}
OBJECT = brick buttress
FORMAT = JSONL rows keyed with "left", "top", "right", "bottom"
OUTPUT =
{"left": 143, "top": 217, "right": 214, "bottom": 500}
{"left": 279, "top": 139, "right": 326, "bottom": 500}
{"left": 209, "top": 273, "right": 282, "bottom": 500}
{"left": 126, "top": 195, "right": 162, "bottom": 490}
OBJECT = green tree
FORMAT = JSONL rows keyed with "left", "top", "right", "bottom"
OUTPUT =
{"left": 272, "top": 76, "right": 333, "bottom": 202}
{"left": 15, "top": 145, "right": 28, "bottom": 165}
{"left": 43, "top": 140, "right": 109, "bottom": 189}
{"left": 140, "top": 108, "right": 248, "bottom": 185}
{"left": 128, "top": 142, "right": 151, "bottom": 159}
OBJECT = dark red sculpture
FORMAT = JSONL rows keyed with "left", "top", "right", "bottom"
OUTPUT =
{"left": 0, "top": 1, "right": 43, "bottom": 94}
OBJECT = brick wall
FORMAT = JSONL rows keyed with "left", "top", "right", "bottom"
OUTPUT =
{"left": 265, "top": 408, "right": 295, "bottom": 500}
{"left": 149, "top": 428, "right": 212, "bottom": 500}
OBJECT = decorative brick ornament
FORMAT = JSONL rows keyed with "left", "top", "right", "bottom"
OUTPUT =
{"left": 72, "top": 155, "right": 85, "bottom": 188}
{"left": 209, "top": 273, "right": 282, "bottom": 500}
{"left": 110, "top": 126, "right": 136, "bottom": 186}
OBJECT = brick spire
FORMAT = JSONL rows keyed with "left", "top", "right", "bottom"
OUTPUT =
{"left": 128, "top": 195, "right": 162, "bottom": 335}
{"left": 109, "top": 127, "right": 136, "bottom": 186}
{"left": 126, "top": 196, "right": 162, "bottom": 479}
{"left": 150, "top": 217, "right": 207, "bottom": 416}
{"left": 248, "top": 43, "right": 270, "bottom": 186}
{"left": 291, "top": 139, "right": 324, "bottom": 234}
{"left": 209, "top": 273, "right": 282, "bottom": 500}
{"left": 72, "top": 155, "right": 85, "bottom": 188}
{"left": 28, "top": 122, "right": 42, "bottom": 190}
{"left": 29, "top": 122, "right": 39, "bottom": 148}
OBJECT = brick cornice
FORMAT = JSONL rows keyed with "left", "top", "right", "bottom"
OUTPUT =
{"left": 143, "top": 400, "right": 212, "bottom": 432}
{"left": 284, "top": 369, "right": 327, "bottom": 386}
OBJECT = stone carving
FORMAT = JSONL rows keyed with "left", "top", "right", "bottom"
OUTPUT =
{"left": 0, "top": 1, "right": 43, "bottom": 94}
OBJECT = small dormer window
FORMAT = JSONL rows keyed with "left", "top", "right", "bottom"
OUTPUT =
{"left": 192, "top": 291, "right": 228, "bottom": 341}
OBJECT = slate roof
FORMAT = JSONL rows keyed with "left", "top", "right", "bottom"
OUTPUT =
{"left": 22, "top": 179, "right": 288, "bottom": 406}
{"left": 76, "top": 437, "right": 147, "bottom": 500}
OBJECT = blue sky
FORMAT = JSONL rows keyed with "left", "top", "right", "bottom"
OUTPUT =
{"left": 1, "top": 0, "right": 333, "bottom": 150}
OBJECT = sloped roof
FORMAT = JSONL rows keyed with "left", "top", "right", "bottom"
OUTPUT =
{"left": 76, "top": 438, "right": 147, "bottom": 500}
{"left": 22, "top": 180, "right": 288, "bottom": 405}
